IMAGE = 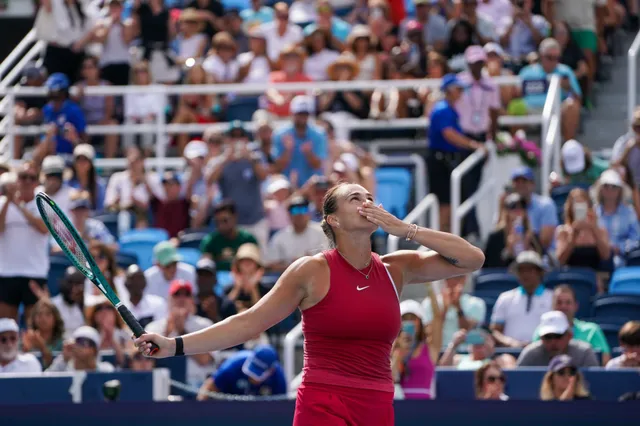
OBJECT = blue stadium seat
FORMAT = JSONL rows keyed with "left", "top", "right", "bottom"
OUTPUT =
{"left": 626, "top": 248, "right": 640, "bottom": 266}
{"left": 593, "top": 294, "right": 640, "bottom": 323}
{"left": 119, "top": 228, "right": 169, "bottom": 245}
{"left": 375, "top": 167, "right": 412, "bottom": 220}
{"left": 115, "top": 251, "right": 139, "bottom": 269}
{"left": 597, "top": 323, "right": 622, "bottom": 351}
{"left": 176, "top": 247, "right": 200, "bottom": 267}
{"left": 178, "top": 229, "right": 209, "bottom": 250}
{"left": 225, "top": 96, "right": 260, "bottom": 122}
{"left": 48, "top": 253, "right": 73, "bottom": 296}
{"left": 609, "top": 266, "right": 640, "bottom": 295}
{"left": 119, "top": 241, "right": 156, "bottom": 270}
{"left": 544, "top": 267, "right": 597, "bottom": 318}
{"left": 216, "top": 271, "right": 233, "bottom": 295}
{"left": 471, "top": 295, "right": 497, "bottom": 326}
{"left": 474, "top": 268, "right": 519, "bottom": 295}
{"left": 92, "top": 213, "right": 119, "bottom": 240}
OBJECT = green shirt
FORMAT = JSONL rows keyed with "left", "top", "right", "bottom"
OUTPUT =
{"left": 200, "top": 230, "right": 258, "bottom": 271}
{"left": 532, "top": 318, "right": 611, "bottom": 354}
{"left": 566, "top": 156, "right": 609, "bottom": 186}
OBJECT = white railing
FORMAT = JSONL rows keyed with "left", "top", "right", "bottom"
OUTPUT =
{"left": 0, "top": 29, "right": 38, "bottom": 82}
{"left": 540, "top": 75, "right": 562, "bottom": 197}
{"left": 628, "top": 30, "right": 640, "bottom": 126}
{"left": 450, "top": 142, "right": 497, "bottom": 238}
{"left": 386, "top": 193, "right": 439, "bottom": 253}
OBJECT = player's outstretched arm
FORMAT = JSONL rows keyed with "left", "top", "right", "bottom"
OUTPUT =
{"left": 134, "top": 257, "right": 312, "bottom": 358}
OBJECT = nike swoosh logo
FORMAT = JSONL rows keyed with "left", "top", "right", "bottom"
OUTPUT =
{"left": 357, "top": 286, "right": 370, "bottom": 291}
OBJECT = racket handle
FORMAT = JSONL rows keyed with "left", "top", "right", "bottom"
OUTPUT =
{"left": 117, "top": 304, "right": 160, "bottom": 356}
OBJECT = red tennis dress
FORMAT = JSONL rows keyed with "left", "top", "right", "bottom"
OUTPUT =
{"left": 293, "top": 249, "right": 401, "bottom": 426}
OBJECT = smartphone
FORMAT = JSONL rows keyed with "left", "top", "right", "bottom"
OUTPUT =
{"left": 401, "top": 320, "right": 416, "bottom": 338}
{"left": 465, "top": 329, "right": 486, "bottom": 346}
{"left": 573, "top": 202, "right": 588, "bottom": 221}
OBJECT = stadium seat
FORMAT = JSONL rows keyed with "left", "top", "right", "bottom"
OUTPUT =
{"left": 597, "top": 323, "right": 622, "bottom": 351}
{"left": 374, "top": 167, "right": 412, "bottom": 220}
{"left": 92, "top": 213, "right": 119, "bottom": 240}
{"left": 48, "top": 253, "right": 73, "bottom": 296}
{"left": 543, "top": 267, "right": 597, "bottom": 318}
{"left": 593, "top": 294, "right": 640, "bottom": 323}
{"left": 216, "top": 271, "right": 233, "bottom": 295}
{"left": 178, "top": 229, "right": 209, "bottom": 250}
{"left": 176, "top": 247, "right": 200, "bottom": 267}
{"left": 115, "top": 251, "right": 139, "bottom": 270}
{"left": 609, "top": 266, "right": 640, "bottom": 295}
{"left": 119, "top": 241, "right": 156, "bottom": 270}
{"left": 626, "top": 248, "right": 640, "bottom": 266}
{"left": 474, "top": 268, "right": 519, "bottom": 295}
{"left": 119, "top": 228, "right": 169, "bottom": 245}
{"left": 225, "top": 96, "right": 260, "bottom": 122}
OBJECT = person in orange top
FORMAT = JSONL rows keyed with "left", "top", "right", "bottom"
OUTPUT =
{"left": 265, "top": 45, "right": 312, "bottom": 118}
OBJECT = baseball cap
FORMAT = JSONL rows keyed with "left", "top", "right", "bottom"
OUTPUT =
{"left": 405, "top": 19, "right": 424, "bottom": 33}
{"left": 73, "top": 144, "right": 96, "bottom": 161}
{"left": 464, "top": 45, "right": 487, "bottom": 64}
{"left": 561, "top": 139, "right": 586, "bottom": 175}
{"left": 184, "top": 140, "right": 208, "bottom": 160}
{"left": 46, "top": 73, "right": 70, "bottom": 92}
{"left": 73, "top": 326, "right": 101, "bottom": 347}
{"left": 400, "top": 299, "right": 424, "bottom": 322}
{"left": 241, "top": 344, "right": 279, "bottom": 382}
{"left": 538, "top": 311, "right": 570, "bottom": 337}
{"left": 196, "top": 258, "right": 217, "bottom": 274}
{"left": 42, "top": 155, "right": 66, "bottom": 175}
{"left": 483, "top": 42, "right": 505, "bottom": 58}
{"left": 290, "top": 95, "right": 314, "bottom": 115}
{"left": 169, "top": 279, "right": 194, "bottom": 296}
{"left": 598, "top": 169, "right": 624, "bottom": 187}
{"left": 267, "top": 177, "right": 291, "bottom": 195}
{"left": 440, "top": 74, "right": 464, "bottom": 91}
{"left": 22, "top": 64, "right": 45, "bottom": 81}
{"left": 514, "top": 250, "right": 545, "bottom": 270}
{"left": 0, "top": 318, "right": 19, "bottom": 334}
{"left": 153, "top": 241, "right": 182, "bottom": 266}
{"left": 511, "top": 166, "right": 535, "bottom": 181}
{"left": 548, "top": 354, "right": 576, "bottom": 372}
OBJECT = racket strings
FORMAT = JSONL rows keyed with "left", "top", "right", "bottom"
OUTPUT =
{"left": 40, "top": 201, "right": 91, "bottom": 272}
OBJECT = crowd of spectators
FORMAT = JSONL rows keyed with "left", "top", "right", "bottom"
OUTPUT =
{"left": 0, "top": 0, "right": 639, "bottom": 402}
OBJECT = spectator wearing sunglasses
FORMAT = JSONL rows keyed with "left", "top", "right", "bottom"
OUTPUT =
{"left": 474, "top": 361, "right": 508, "bottom": 400}
{"left": 48, "top": 326, "right": 115, "bottom": 372}
{"left": 0, "top": 318, "right": 42, "bottom": 374}
{"left": 540, "top": 354, "right": 592, "bottom": 400}
{"left": 517, "top": 311, "right": 598, "bottom": 367}
{"left": 266, "top": 197, "right": 328, "bottom": 273}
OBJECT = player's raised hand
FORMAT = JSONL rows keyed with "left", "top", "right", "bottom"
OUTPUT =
{"left": 133, "top": 333, "right": 175, "bottom": 358}
{"left": 358, "top": 201, "right": 409, "bottom": 237}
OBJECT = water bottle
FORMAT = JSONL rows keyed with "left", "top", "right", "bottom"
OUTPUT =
{"left": 513, "top": 216, "right": 525, "bottom": 255}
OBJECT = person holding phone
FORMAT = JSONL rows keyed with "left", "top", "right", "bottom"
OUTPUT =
{"left": 555, "top": 188, "right": 611, "bottom": 273}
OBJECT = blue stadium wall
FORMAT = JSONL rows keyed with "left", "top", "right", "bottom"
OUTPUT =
{"left": 4, "top": 400, "right": 640, "bottom": 426}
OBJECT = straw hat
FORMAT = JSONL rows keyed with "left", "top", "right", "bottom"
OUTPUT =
{"left": 278, "top": 44, "right": 306, "bottom": 64}
{"left": 234, "top": 243, "right": 263, "bottom": 267}
{"left": 179, "top": 8, "right": 205, "bottom": 32}
{"left": 327, "top": 54, "right": 360, "bottom": 81}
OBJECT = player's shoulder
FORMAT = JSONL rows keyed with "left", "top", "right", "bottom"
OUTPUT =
{"left": 287, "top": 253, "right": 329, "bottom": 276}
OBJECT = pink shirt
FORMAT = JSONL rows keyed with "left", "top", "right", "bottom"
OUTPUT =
{"left": 456, "top": 72, "right": 501, "bottom": 136}
{"left": 400, "top": 345, "right": 435, "bottom": 399}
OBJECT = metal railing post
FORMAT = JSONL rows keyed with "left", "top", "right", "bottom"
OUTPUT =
{"left": 155, "top": 85, "right": 168, "bottom": 174}
{"left": 450, "top": 149, "right": 486, "bottom": 236}
{"left": 628, "top": 30, "right": 640, "bottom": 126}
{"left": 6, "top": 93, "right": 14, "bottom": 161}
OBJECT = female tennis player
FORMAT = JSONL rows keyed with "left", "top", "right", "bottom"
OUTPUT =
{"left": 135, "top": 183, "right": 484, "bottom": 424}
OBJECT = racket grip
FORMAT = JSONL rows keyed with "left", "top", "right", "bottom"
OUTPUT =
{"left": 117, "top": 305, "right": 160, "bottom": 356}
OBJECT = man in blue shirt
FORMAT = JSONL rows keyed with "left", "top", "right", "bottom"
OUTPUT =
{"left": 427, "top": 74, "right": 483, "bottom": 233}
{"left": 510, "top": 166, "right": 558, "bottom": 250}
{"left": 517, "top": 37, "right": 581, "bottom": 141}
{"left": 197, "top": 344, "right": 287, "bottom": 399}
{"left": 272, "top": 95, "right": 328, "bottom": 186}
{"left": 36, "top": 73, "right": 87, "bottom": 163}
{"left": 303, "top": 0, "right": 351, "bottom": 45}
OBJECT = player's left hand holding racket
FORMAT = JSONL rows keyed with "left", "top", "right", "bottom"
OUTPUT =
{"left": 36, "top": 192, "right": 161, "bottom": 356}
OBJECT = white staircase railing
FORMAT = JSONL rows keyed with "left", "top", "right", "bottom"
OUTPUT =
{"left": 628, "top": 30, "right": 640, "bottom": 126}
{"left": 540, "top": 75, "right": 562, "bottom": 197}
{"left": 0, "top": 29, "right": 38, "bottom": 83}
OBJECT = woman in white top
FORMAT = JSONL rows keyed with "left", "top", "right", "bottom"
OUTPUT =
{"left": 93, "top": 0, "right": 135, "bottom": 86}
{"left": 303, "top": 27, "right": 340, "bottom": 81}
{"left": 237, "top": 27, "right": 275, "bottom": 84}
{"left": 202, "top": 31, "right": 240, "bottom": 83}
{"left": 175, "top": 8, "right": 208, "bottom": 66}
{"left": 123, "top": 62, "right": 164, "bottom": 155}
{"left": 35, "top": 0, "right": 98, "bottom": 82}
{"left": 345, "top": 25, "right": 381, "bottom": 82}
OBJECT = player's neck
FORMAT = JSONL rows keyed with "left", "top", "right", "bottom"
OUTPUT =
{"left": 335, "top": 233, "right": 372, "bottom": 269}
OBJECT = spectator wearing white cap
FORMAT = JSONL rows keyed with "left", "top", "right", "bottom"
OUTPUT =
{"left": 490, "top": 251, "right": 553, "bottom": 347}
{"left": 38, "top": 155, "right": 73, "bottom": 216}
{"left": 0, "top": 318, "right": 42, "bottom": 374}
{"left": 264, "top": 176, "right": 292, "bottom": 234}
{"left": 497, "top": 0, "right": 549, "bottom": 67}
{"left": 182, "top": 139, "right": 210, "bottom": 218}
{"left": 592, "top": 169, "right": 640, "bottom": 267}
{"left": 392, "top": 299, "right": 436, "bottom": 400}
{"left": 272, "top": 95, "right": 328, "bottom": 187}
{"left": 560, "top": 139, "right": 608, "bottom": 186}
{"left": 68, "top": 144, "right": 106, "bottom": 213}
{"left": 47, "top": 326, "right": 115, "bottom": 372}
{"left": 516, "top": 311, "right": 599, "bottom": 367}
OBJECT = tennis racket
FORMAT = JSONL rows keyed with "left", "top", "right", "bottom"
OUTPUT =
{"left": 36, "top": 192, "right": 159, "bottom": 355}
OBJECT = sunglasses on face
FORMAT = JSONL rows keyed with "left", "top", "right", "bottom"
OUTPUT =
{"left": 541, "top": 333, "right": 564, "bottom": 341}
{"left": 0, "top": 334, "right": 17, "bottom": 344}
{"left": 555, "top": 367, "right": 577, "bottom": 377}
{"left": 486, "top": 374, "right": 506, "bottom": 384}
{"left": 75, "top": 337, "right": 96, "bottom": 348}
{"left": 18, "top": 173, "right": 38, "bottom": 182}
